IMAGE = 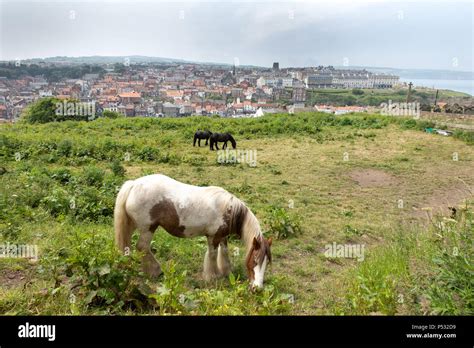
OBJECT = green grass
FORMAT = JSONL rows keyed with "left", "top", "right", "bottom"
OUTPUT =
{"left": 306, "top": 87, "right": 471, "bottom": 106}
{"left": 1, "top": 112, "right": 473, "bottom": 315}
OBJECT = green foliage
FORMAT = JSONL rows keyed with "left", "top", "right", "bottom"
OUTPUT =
{"left": 305, "top": 88, "right": 471, "bottom": 107}
{"left": 60, "top": 232, "right": 149, "bottom": 312}
{"left": 57, "top": 140, "right": 73, "bottom": 157}
{"left": 264, "top": 205, "right": 302, "bottom": 240}
{"left": 21, "top": 97, "right": 60, "bottom": 124}
{"left": 453, "top": 130, "right": 474, "bottom": 145}
{"left": 149, "top": 262, "right": 291, "bottom": 315}
{"left": 345, "top": 244, "right": 409, "bottom": 315}
{"left": 340, "top": 205, "right": 474, "bottom": 315}
{"left": 21, "top": 98, "right": 93, "bottom": 124}
{"left": 1, "top": 111, "right": 472, "bottom": 315}
{"left": 398, "top": 118, "right": 436, "bottom": 131}
{"left": 102, "top": 110, "right": 122, "bottom": 119}
{"left": 137, "top": 146, "right": 159, "bottom": 161}
{"left": 109, "top": 160, "right": 125, "bottom": 177}
{"left": 0, "top": 62, "right": 105, "bottom": 81}
{"left": 427, "top": 211, "right": 474, "bottom": 315}
{"left": 40, "top": 187, "right": 72, "bottom": 217}
{"left": 50, "top": 167, "right": 73, "bottom": 185}
{"left": 82, "top": 166, "right": 104, "bottom": 187}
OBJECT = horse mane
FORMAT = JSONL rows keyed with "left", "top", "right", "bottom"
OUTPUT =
{"left": 226, "top": 197, "right": 262, "bottom": 261}
{"left": 204, "top": 185, "right": 260, "bottom": 256}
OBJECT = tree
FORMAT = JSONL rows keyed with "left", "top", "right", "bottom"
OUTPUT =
{"left": 21, "top": 97, "right": 92, "bottom": 124}
{"left": 21, "top": 97, "right": 60, "bottom": 124}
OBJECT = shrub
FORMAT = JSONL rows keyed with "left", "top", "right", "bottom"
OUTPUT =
{"left": 21, "top": 97, "right": 60, "bottom": 124}
{"left": 50, "top": 168, "right": 73, "bottom": 185}
{"left": 61, "top": 233, "right": 149, "bottom": 312}
{"left": 82, "top": 166, "right": 104, "bottom": 187}
{"left": 102, "top": 110, "right": 122, "bottom": 119}
{"left": 138, "top": 146, "right": 159, "bottom": 161}
{"left": 57, "top": 140, "right": 73, "bottom": 157}
{"left": 264, "top": 205, "right": 302, "bottom": 239}
{"left": 109, "top": 160, "right": 125, "bottom": 177}
{"left": 40, "top": 187, "right": 71, "bottom": 217}
{"left": 72, "top": 186, "right": 114, "bottom": 221}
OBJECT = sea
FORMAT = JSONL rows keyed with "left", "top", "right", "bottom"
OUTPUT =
{"left": 399, "top": 78, "right": 473, "bottom": 96}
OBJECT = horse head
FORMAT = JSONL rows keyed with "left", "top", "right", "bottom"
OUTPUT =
{"left": 246, "top": 235, "right": 272, "bottom": 290}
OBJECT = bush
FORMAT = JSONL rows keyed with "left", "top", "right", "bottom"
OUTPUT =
{"left": 61, "top": 233, "right": 148, "bottom": 312}
{"left": 21, "top": 97, "right": 60, "bottom": 124}
{"left": 82, "top": 166, "right": 104, "bottom": 187}
{"left": 264, "top": 205, "right": 302, "bottom": 239}
{"left": 102, "top": 110, "right": 122, "bottom": 119}
{"left": 57, "top": 140, "right": 73, "bottom": 157}
{"left": 72, "top": 186, "right": 114, "bottom": 221}
{"left": 50, "top": 168, "right": 73, "bottom": 185}
{"left": 40, "top": 187, "right": 71, "bottom": 217}
{"left": 21, "top": 97, "right": 91, "bottom": 123}
{"left": 138, "top": 146, "right": 159, "bottom": 161}
{"left": 109, "top": 160, "right": 125, "bottom": 177}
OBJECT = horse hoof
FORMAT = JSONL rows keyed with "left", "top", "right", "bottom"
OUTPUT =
{"left": 203, "top": 272, "right": 219, "bottom": 282}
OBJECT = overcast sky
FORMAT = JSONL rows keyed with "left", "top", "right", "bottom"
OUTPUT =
{"left": 0, "top": 0, "right": 472, "bottom": 71}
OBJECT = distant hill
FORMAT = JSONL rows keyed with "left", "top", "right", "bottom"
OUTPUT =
{"left": 13, "top": 55, "right": 261, "bottom": 69}
{"left": 22, "top": 55, "right": 188, "bottom": 65}
{"left": 2, "top": 55, "right": 471, "bottom": 80}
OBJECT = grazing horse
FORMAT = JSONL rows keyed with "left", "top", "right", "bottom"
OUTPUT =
{"left": 193, "top": 130, "right": 212, "bottom": 147}
{"left": 114, "top": 174, "right": 272, "bottom": 289}
{"left": 209, "top": 132, "right": 236, "bottom": 150}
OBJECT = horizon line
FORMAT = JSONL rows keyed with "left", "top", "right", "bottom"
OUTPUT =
{"left": 1, "top": 55, "right": 473, "bottom": 74}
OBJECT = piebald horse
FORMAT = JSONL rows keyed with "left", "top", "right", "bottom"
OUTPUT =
{"left": 114, "top": 174, "right": 272, "bottom": 289}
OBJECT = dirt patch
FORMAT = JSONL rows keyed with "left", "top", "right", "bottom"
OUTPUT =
{"left": 0, "top": 269, "right": 26, "bottom": 288}
{"left": 349, "top": 169, "right": 398, "bottom": 187}
{"left": 412, "top": 184, "right": 473, "bottom": 218}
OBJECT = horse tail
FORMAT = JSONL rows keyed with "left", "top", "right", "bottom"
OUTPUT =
{"left": 114, "top": 180, "right": 135, "bottom": 252}
{"left": 228, "top": 134, "right": 236, "bottom": 149}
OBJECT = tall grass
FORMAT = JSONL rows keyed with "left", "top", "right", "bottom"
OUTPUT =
{"left": 340, "top": 203, "right": 473, "bottom": 315}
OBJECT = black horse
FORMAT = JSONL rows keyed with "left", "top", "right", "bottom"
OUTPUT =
{"left": 193, "top": 130, "right": 213, "bottom": 147}
{"left": 209, "top": 132, "right": 236, "bottom": 150}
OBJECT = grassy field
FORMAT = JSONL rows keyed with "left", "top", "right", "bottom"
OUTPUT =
{"left": 306, "top": 87, "right": 471, "bottom": 106}
{"left": 1, "top": 112, "right": 473, "bottom": 315}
